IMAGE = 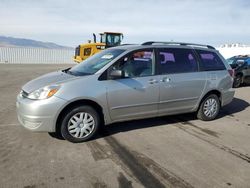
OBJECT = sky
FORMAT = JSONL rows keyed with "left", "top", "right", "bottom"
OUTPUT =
{"left": 0, "top": 0, "right": 249, "bottom": 47}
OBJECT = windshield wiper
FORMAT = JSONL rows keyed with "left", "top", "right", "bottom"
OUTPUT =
{"left": 62, "top": 68, "right": 92, "bottom": 76}
{"left": 62, "top": 68, "right": 75, "bottom": 75}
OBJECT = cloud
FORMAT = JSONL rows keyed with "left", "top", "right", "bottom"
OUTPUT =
{"left": 0, "top": 0, "right": 249, "bottom": 47}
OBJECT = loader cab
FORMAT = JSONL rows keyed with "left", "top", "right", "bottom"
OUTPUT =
{"left": 100, "top": 32, "right": 123, "bottom": 48}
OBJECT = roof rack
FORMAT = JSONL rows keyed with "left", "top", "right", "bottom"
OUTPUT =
{"left": 141, "top": 41, "right": 215, "bottom": 50}
{"left": 119, "top": 44, "right": 135, "bottom": 46}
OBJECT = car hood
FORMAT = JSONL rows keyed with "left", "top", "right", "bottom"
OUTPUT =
{"left": 22, "top": 70, "right": 77, "bottom": 93}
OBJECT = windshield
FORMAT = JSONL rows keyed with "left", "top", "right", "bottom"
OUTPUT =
{"left": 106, "top": 34, "right": 122, "bottom": 47}
{"left": 226, "top": 58, "right": 234, "bottom": 65}
{"left": 227, "top": 57, "right": 249, "bottom": 65}
{"left": 69, "top": 49, "right": 125, "bottom": 76}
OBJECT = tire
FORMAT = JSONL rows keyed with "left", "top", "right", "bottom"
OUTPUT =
{"left": 60, "top": 105, "right": 100, "bottom": 143}
{"left": 197, "top": 94, "right": 220, "bottom": 121}
{"left": 233, "top": 75, "right": 242, "bottom": 88}
{"left": 48, "top": 132, "right": 64, "bottom": 140}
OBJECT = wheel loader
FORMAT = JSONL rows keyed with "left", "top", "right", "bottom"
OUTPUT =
{"left": 73, "top": 32, "right": 123, "bottom": 63}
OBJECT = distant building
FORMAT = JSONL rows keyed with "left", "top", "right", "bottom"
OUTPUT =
{"left": 217, "top": 43, "right": 250, "bottom": 59}
{"left": 0, "top": 47, "right": 75, "bottom": 64}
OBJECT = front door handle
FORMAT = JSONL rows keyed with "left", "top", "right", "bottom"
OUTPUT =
{"left": 160, "top": 77, "right": 171, "bottom": 82}
{"left": 148, "top": 79, "right": 158, "bottom": 84}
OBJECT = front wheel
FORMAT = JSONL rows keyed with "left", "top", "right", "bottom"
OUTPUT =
{"left": 61, "top": 106, "right": 100, "bottom": 143}
{"left": 197, "top": 94, "right": 220, "bottom": 121}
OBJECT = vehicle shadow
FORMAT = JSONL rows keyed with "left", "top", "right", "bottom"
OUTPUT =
{"left": 219, "top": 97, "right": 249, "bottom": 118}
{"left": 97, "top": 97, "right": 249, "bottom": 139}
{"left": 99, "top": 115, "right": 182, "bottom": 138}
{"left": 48, "top": 97, "right": 249, "bottom": 141}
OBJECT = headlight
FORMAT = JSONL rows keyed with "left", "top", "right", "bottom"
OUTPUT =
{"left": 27, "top": 85, "right": 60, "bottom": 100}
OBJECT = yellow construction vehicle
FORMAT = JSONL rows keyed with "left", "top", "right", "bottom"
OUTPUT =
{"left": 73, "top": 32, "right": 123, "bottom": 63}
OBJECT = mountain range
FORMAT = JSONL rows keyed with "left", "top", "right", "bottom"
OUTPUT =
{"left": 0, "top": 36, "right": 73, "bottom": 49}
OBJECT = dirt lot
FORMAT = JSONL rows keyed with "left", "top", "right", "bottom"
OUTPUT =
{"left": 0, "top": 64, "right": 249, "bottom": 188}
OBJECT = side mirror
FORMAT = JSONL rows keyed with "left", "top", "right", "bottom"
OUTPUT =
{"left": 110, "top": 70, "right": 124, "bottom": 79}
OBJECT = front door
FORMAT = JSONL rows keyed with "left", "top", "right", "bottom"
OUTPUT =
{"left": 105, "top": 49, "right": 160, "bottom": 121}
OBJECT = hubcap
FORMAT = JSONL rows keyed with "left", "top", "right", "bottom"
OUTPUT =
{"left": 203, "top": 98, "right": 218, "bottom": 118}
{"left": 68, "top": 112, "right": 95, "bottom": 138}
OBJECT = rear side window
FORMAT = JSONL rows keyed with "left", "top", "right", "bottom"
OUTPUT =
{"left": 157, "top": 48, "right": 198, "bottom": 74}
{"left": 196, "top": 50, "right": 226, "bottom": 71}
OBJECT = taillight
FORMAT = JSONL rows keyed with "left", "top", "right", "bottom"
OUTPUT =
{"left": 228, "top": 69, "right": 234, "bottom": 77}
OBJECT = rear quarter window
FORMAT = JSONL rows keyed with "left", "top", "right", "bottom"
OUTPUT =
{"left": 196, "top": 50, "right": 226, "bottom": 71}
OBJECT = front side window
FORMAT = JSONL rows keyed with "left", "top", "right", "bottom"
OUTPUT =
{"left": 196, "top": 50, "right": 226, "bottom": 71}
{"left": 69, "top": 49, "right": 125, "bottom": 76}
{"left": 112, "top": 49, "right": 154, "bottom": 78}
{"left": 158, "top": 48, "right": 198, "bottom": 74}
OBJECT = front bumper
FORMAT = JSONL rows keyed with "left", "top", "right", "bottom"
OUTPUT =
{"left": 16, "top": 94, "right": 67, "bottom": 132}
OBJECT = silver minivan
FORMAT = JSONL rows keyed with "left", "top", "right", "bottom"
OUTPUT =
{"left": 16, "top": 42, "right": 235, "bottom": 142}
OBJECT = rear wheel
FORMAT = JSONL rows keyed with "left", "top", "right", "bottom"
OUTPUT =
{"left": 197, "top": 94, "right": 220, "bottom": 121}
{"left": 233, "top": 75, "right": 242, "bottom": 88}
{"left": 61, "top": 106, "right": 100, "bottom": 143}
